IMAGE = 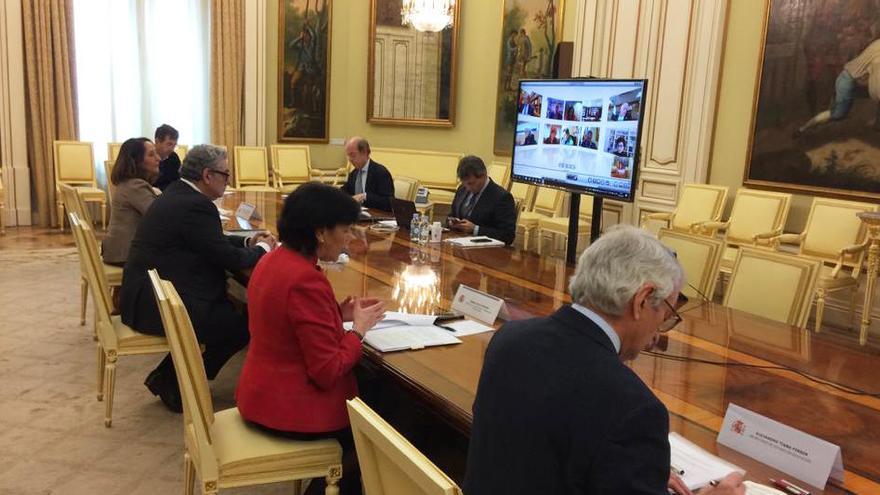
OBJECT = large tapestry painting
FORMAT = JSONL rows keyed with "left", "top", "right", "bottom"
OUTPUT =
{"left": 747, "top": 0, "right": 880, "bottom": 199}
{"left": 278, "top": 0, "right": 331, "bottom": 142}
{"left": 494, "top": 0, "right": 564, "bottom": 156}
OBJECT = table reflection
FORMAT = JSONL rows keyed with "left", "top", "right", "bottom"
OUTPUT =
{"left": 392, "top": 248, "right": 442, "bottom": 314}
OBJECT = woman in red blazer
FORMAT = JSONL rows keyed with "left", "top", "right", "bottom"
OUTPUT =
{"left": 236, "top": 183, "right": 385, "bottom": 495}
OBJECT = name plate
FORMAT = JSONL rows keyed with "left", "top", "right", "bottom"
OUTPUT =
{"left": 451, "top": 285, "right": 509, "bottom": 325}
{"left": 717, "top": 403, "right": 843, "bottom": 489}
{"left": 235, "top": 202, "right": 256, "bottom": 221}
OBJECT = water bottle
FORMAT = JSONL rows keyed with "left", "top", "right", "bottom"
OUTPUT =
{"left": 410, "top": 213, "right": 420, "bottom": 242}
{"left": 419, "top": 215, "right": 430, "bottom": 245}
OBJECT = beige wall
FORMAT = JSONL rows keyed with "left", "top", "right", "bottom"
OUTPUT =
{"left": 709, "top": 0, "right": 812, "bottom": 231}
{"left": 265, "top": 0, "right": 577, "bottom": 170}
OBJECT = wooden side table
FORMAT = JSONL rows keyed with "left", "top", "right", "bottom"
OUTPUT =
{"left": 857, "top": 211, "right": 880, "bottom": 345}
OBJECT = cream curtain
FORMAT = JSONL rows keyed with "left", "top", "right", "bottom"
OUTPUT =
{"left": 210, "top": 0, "right": 244, "bottom": 177}
{"left": 22, "top": 0, "right": 79, "bottom": 227}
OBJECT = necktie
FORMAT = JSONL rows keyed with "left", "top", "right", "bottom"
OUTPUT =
{"left": 462, "top": 192, "right": 475, "bottom": 218}
{"left": 355, "top": 169, "right": 365, "bottom": 194}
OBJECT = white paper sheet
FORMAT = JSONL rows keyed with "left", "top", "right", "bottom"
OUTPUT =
{"left": 440, "top": 319, "right": 495, "bottom": 337}
{"left": 669, "top": 432, "right": 745, "bottom": 490}
{"left": 377, "top": 220, "right": 398, "bottom": 228}
{"left": 445, "top": 236, "right": 505, "bottom": 248}
{"left": 363, "top": 325, "right": 461, "bottom": 352}
{"left": 744, "top": 481, "right": 786, "bottom": 495}
{"left": 343, "top": 312, "right": 438, "bottom": 331}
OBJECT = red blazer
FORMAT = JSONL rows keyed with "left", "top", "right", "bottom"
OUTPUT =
{"left": 236, "top": 247, "right": 362, "bottom": 432}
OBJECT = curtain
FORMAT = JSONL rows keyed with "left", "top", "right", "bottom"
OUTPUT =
{"left": 72, "top": 0, "right": 210, "bottom": 184}
{"left": 210, "top": 0, "right": 244, "bottom": 176}
{"left": 22, "top": 0, "right": 79, "bottom": 227}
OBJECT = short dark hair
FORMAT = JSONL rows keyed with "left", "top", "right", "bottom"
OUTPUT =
{"left": 154, "top": 124, "right": 179, "bottom": 142}
{"left": 278, "top": 182, "right": 360, "bottom": 255}
{"left": 615, "top": 136, "right": 627, "bottom": 147}
{"left": 110, "top": 137, "right": 153, "bottom": 186}
{"left": 456, "top": 155, "right": 487, "bottom": 180}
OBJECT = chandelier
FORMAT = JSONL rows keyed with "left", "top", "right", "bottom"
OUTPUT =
{"left": 401, "top": 0, "right": 455, "bottom": 33}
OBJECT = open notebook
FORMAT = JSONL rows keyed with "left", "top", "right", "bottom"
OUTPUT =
{"left": 344, "top": 312, "right": 463, "bottom": 352}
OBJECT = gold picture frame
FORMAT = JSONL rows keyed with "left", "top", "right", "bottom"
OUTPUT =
{"left": 366, "top": 0, "right": 461, "bottom": 127}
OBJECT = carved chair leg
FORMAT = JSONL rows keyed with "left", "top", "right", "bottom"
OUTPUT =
{"left": 103, "top": 359, "right": 117, "bottom": 427}
{"left": 96, "top": 346, "right": 106, "bottom": 401}
{"left": 57, "top": 201, "right": 65, "bottom": 230}
{"left": 101, "top": 202, "right": 106, "bottom": 230}
{"left": 814, "top": 288, "right": 827, "bottom": 334}
{"left": 81, "top": 277, "right": 89, "bottom": 326}
{"left": 183, "top": 452, "right": 196, "bottom": 495}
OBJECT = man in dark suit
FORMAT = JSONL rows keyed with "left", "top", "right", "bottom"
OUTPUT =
{"left": 152, "top": 123, "right": 182, "bottom": 191}
{"left": 341, "top": 136, "right": 394, "bottom": 211}
{"left": 464, "top": 226, "right": 745, "bottom": 495}
{"left": 447, "top": 155, "right": 516, "bottom": 245}
{"left": 121, "top": 144, "right": 276, "bottom": 412}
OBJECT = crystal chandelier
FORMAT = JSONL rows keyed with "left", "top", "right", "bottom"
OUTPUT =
{"left": 401, "top": 0, "right": 455, "bottom": 33}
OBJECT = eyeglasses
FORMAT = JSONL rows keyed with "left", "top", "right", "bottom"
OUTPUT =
{"left": 658, "top": 296, "right": 685, "bottom": 333}
{"left": 209, "top": 169, "right": 231, "bottom": 183}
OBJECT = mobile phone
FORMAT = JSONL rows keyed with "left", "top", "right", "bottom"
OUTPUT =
{"left": 471, "top": 238, "right": 493, "bottom": 243}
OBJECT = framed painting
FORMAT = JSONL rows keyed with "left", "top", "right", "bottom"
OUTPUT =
{"left": 493, "top": 0, "right": 565, "bottom": 156}
{"left": 746, "top": 0, "right": 880, "bottom": 200}
{"left": 278, "top": 0, "right": 332, "bottom": 142}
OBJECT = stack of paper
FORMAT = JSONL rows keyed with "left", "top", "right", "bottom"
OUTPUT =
{"left": 346, "top": 312, "right": 463, "bottom": 352}
{"left": 445, "top": 236, "right": 505, "bottom": 248}
{"left": 438, "top": 319, "right": 495, "bottom": 337}
{"left": 669, "top": 432, "right": 745, "bottom": 490}
{"left": 744, "top": 481, "right": 786, "bottom": 495}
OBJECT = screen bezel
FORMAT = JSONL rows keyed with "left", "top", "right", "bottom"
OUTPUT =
{"left": 509, "top": 77, "right": 649, "bottom": 203}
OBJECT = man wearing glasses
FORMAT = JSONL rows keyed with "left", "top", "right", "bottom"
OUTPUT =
{"left": 464, "top": 225, "right": 744, "bottom": 495}
{"left": 120, "top": 144, "right": 276, "bottom": 413}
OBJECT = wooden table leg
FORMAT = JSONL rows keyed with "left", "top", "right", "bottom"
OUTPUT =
{"left": 860, "top": 238, "right": 880, "bottom": 345}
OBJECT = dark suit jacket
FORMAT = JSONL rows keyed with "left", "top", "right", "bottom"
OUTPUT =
{"left": 153, "top": 152, "right": 182, "bottom": 191}
{"left": 120, "top": 180, "right": 266, "bottom": 334}
{"left": 464, "top": 305, "right": 671, "bottom": 495}
{"left": 342, "top": 160, "right": 394, "bottom": 211}
{"left": 450, "top": 179, "right": 516, "bottom": 245}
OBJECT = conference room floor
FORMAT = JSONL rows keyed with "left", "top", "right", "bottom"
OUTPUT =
{"left": 3, "top": 223, "right": 880, "bottom": 494}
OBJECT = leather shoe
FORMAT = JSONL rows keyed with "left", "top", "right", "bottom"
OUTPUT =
{"left": 144, "top": 369, "right": 183, "bottom": 413}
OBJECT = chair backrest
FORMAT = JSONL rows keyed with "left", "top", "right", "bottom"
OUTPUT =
{"left": 104, "top": 161, "right": 115, "bottom": 202}
{"left": 176, "top": 145, "right": 189, "bottom": 161}
{"left": 723, "top": 247, "right": 821, "bottom": 328}
{"left": 233, "top": 146, "right": 271, "bottom": 188}
{"left": 59, "top": 183, "right": 93, "bottom": 224}
{"left": 531, "top": 187, "right": 564, "bottom": 216}
{"left": 107, "top": 142, "right": 122, "bottom": 164}
{"left": 488, "top": 160, "right": 510, "bottom": 189}
{"left": 347, "top": 398, "right": 463, "bottom": 495}
{"left": 799, "top": 197, "right": 878, "bottom": 264}
{"left": 510, "top": 183, "right": 534, "bottom": 211}
{"left": 149, "top": 270, "right": 218, "bottom": 465}
{"left": 369, "top": 147, "right": 461, "bottom": 190}
{"left": 70, "top": 213, "right": 119, "bottom": 349}
{"left": 54, "top": 140, "right": 96, "bottom": 187}
{"left": 671, "top": 184, "right": 728, "bottom": 232}
{"left": 270, "top": 144, "right": 311, "bottom": 187}
{"left": 658, "top": 229, "right": 724, "bottom": 300}
{"left": 725, "top": 189, "right": 792, "bottom": 245}
{"left": 394, "top": 176, "right": 421, "bottom": 202}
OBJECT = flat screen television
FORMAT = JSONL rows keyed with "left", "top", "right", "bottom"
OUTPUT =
{"left": 510, "top": 78, "right": 648, "bottom": 202}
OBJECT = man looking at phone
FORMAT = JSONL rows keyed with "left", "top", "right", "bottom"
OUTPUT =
{"left": 447, "top": 155, "right": 516, "bottom": 245}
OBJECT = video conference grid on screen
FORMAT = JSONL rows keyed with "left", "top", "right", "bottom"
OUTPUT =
{"left": 512, "top": 79, "right": 646, "bottom": 200}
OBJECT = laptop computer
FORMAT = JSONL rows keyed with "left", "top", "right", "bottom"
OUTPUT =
{"left": 391, "top": 198, "right": 417, "bottom": 230}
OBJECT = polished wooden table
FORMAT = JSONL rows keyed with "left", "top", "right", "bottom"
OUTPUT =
{"left": 223, "top": 191, "right": 880, "bottom": 494}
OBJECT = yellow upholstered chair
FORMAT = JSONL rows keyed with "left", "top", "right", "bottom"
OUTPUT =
{"left": 488, "top": 160, "right": 510, "bottom": 189}
{"left": 232, "top": 146, "right": 275, "bottom": 191}
{"left": 369, "top": 147, "right": 461, "bottom": 205}
{"left": 0, "top": 172, "right": 5, "bottom": 234}
{"left": 270, "top": 144, "right": 346, "bottom": 193}
{"left": 658, "top": 229, "right": 725, "bottom": 301}
{"left": 148, "top": 270, "right": 343, "bottom": 495}
{"left": 723, "top": 247, "right": 822, "bottom": 329}
{"left": 536, "top": 195, "right": 592, "bottom": 256}
{"left": 509, "top": 182, "right": 535, "bottom": 212}
{"left": 641, "top": 184, "right": 728, "bottom": 236}
{"left": 54, "top": 140, "right": 107, "bottom": 230}
{"left": 755, "top": 197, "right": 879, "bottom": 336}
{"left": 176, "top": 144, "right": 189, "bottom": 161}
{"left": 70, "top": 214, "right": 168, "bottom": 427}
{"left": 347, "top": 398, "right": 463, "bottom": 495}
{"left": 394, "top": 176, "right": 421, "bottom": 202}
{"left": 107, "top": 142, "right": 123, "bottom": 164}
{"left": 517, "top": 187, "right": 564, "bottom": 252}
{"left": 694, "top": 188, "right": 792, "bottom": 274}
{"left": 60, "top": 184, "right": 123, "bottom": 325}
{"left": 104, "top": 160, "right": 115, "bottom": 203}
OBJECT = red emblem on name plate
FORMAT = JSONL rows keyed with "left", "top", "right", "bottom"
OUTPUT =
{"left": 731, "top": 419, "right": 746, "bottom": 435}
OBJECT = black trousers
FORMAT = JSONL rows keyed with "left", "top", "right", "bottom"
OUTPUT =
{"left": 147, "top": 297, "right": 249, "bottom": 383}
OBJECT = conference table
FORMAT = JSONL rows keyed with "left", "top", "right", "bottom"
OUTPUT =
{"left": 223, "top": 190, "right": 880, "bottom": 494}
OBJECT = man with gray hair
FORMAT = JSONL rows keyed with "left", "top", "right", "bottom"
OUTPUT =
{"left": 120, "top": 144, "right": 276, "bottom": 413}
{"left": 341, "top": 136, "right": 394, "bottom": 211}
{"left": 464, "top": 225, "right": 744, "bottom": 495}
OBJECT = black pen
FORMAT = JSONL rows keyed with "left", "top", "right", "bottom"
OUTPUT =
{"left": 436, "top": 324, "right": 457, "bottom": 333}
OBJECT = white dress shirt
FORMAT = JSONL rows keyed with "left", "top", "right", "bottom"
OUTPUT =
{"left": 570, "top": 303, "right": 621, "bottom": 354}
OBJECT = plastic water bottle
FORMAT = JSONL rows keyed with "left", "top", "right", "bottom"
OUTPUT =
{"left": 410, "top": 213, "right": 420, "bottom": 242}
{"left": 419, "top": 215, "right": 430, "bottom": 245}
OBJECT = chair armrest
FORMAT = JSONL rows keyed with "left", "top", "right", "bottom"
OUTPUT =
{"left": 640, "top": 211, "right": 672, "bottom": 229}
{"left": 755, "top": 232, "right": 802, "bottom": 248}
{"left": 749, "top": 228, "right": 783, "bottom": 245}
{"left": 691, "top": 220, "right": 728, "bottom": 235}
{"left": 829, "top": 239, "right": 870, "bottom": 278}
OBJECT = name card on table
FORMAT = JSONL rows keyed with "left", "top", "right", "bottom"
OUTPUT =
{"left": 451, "top": 285, "right": 509, "bottom": 325}
{"left": 235, "top": 202, "right": 256, "bottom": 221}
{"left": 717, "top": 403, "right": 844, "bottom": 489}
